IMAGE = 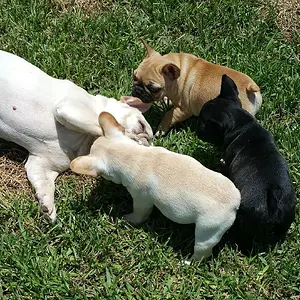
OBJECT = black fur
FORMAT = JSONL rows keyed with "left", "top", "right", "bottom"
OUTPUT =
{"left": 196, "top": 75, "right": 296, "bottom": 252}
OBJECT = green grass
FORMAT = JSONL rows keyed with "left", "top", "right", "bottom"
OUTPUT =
{"left": 0, "top": 0, "right": 299, "bottom": 298}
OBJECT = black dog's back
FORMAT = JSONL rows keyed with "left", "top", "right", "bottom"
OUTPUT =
{"left": 227, "top": 124, "right": 296, "bottom": 251}
{"left": 196, "top": 75, "right": 296, "bottom": 253}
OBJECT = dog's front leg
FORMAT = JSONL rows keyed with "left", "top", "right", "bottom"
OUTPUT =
{"left": 54, "top": 100, "right": 103, "bottom": 136}
{"left": 123, "top": 197, "right": 153, "bottom": 225}
{"left": 25, "top": 155, "right": 59, "bottom": 222}
{"left": 155, "top": 107, "right": 191, "bottom": 137}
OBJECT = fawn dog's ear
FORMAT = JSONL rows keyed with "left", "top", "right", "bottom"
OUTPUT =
{"left": 70, "top": 156, "right": 99, "bottom": 177}
{"left": 98, "top": 112, "right": 125, "bottom": 138}
{"left": 141, "top": 39, "right": 160, "bottom": 59}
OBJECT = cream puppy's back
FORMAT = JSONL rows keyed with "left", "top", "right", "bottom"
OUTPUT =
{"left": 91, "top": 139, "right": 240, "bottom": 225}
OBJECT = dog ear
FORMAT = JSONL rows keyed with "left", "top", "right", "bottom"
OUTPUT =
{"left": 70, "top": 156, "right": 99, "bottom": 177}
{"left": 98, "top": 112, "right": 125, "bottom": 138}
{"left": 162, "top": 63, "right": 180, "bottom": 80}
{"left": 141, "top": 39, "right": 159, "bottom": 58}
{"left": 220, "top": 74, "right": 239, "bottom": 100}
{"left": 120, "top": 96, "right": 152, "bottom": 113}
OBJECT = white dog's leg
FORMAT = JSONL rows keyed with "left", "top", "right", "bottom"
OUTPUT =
{"left": 25, "top": 155, "right": 59, "bottom": 222}
{"left": 54, "top": 101, "right": 103, "bottom": 136}
{"left": 123, "top": 197, "right": 153, "bottom": 225}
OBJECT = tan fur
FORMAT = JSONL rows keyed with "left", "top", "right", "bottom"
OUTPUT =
{"left": 71, "top": 112, "right": 241, "bottom": 263}
{"left": 133, "top": 42, "right": 262, "bottom": 135}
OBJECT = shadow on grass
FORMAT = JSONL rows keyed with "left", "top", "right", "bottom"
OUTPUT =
{"left": 0, "top": 139, "right": 28, "bottom": 163}
{"left": 81, "top": 178, "right": 196, "bottom": 258}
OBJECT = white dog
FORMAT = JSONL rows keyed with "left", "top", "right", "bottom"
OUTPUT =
{"left": 0, "top": 50, "right": 153, "bottom": 222}
{"left": 71, "top": 112, "right": 241, "bottom": 262}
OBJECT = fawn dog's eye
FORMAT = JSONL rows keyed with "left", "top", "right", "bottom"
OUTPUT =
{"left": 147, "top": 84, "right": 161, "bottom": 94}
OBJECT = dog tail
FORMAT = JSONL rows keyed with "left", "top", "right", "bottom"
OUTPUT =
{"left": 246, "top": 83, "right": 262, "bottom": 114}
{"left": 246, "top": 82, "right": 260, "bottom": 93}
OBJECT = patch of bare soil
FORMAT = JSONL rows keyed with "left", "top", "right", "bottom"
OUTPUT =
{"left": 261, "top": 0, "right": 300, "bottom": 40}
{"left": 52, "top": 0, "right": 115, "bottom": 14}
{"left": 0, "top": 140, "right": 95, "bottom": 200}
{"left": 0, "top": 141, "right": 32, "bottom": 196}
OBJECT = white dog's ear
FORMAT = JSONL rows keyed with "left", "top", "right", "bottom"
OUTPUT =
{"left": 120, "top": 96, "right": 152, "bottom": 113}
{"left": 98, "top": 112, "right": 125, "bottom": 138}
{"left": 162, "top": 63, "right": 180, "bottom": 80}
{"left": 141, "top": 39, "right": 160, "bottom": 59}
{"left": 70, "top": 156, "right": 99, "bottom": 177}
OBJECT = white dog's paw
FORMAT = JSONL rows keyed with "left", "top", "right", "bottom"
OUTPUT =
{"left": 40, "top": 204, "right": 57, "bottom": 223}
{"left": 122, "top": 213, "right": 143, "bottom": 225}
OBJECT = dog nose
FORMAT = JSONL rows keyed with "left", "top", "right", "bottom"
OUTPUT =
{"left": 132, "top": 86, "right": 153, "bottom": 103}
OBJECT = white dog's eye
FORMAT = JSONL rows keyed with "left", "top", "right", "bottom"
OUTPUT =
{"left": 138, "top": 120, "right": 145, "bottom": 132}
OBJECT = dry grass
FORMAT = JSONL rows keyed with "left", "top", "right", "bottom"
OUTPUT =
{"left": 0, "top": 140, "right": 96, "bottom": 201}
{"left": 0, "top": 141, "right": 31, "bottom": 194}
{"left": 276, "top": 0, "right": 300, "bottom": 39}
{"left": 52, "top": 0, "right": 115, "bottom": 14}
{"left": 261, "top": 0, "right": 300, "bottom": 39}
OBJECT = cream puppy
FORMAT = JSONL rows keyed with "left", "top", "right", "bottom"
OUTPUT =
{"left": 71, "top": 112, "right": 241, "bottom": 262}
{"left": 0, "top": 50, "right": 153, "bottom": 222}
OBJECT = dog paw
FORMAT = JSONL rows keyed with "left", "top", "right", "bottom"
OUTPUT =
{"left": 184, "top": 260, "right": 192, "bottom": 266}
{"left": 155, "top": 130, "right": 165, "bottom": 137}
{"left": 40, "top": 204, "right": 57, "bottom": 223}
{"left": 122, "top": 213, "right": 143, "bottom": 225}
{"left": 219, "top": 158, "right": 226, "bottom": 166}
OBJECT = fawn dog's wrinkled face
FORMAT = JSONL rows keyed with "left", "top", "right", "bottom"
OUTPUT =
{"left": 131, "top": 40, "right": 180, "bottom": 107}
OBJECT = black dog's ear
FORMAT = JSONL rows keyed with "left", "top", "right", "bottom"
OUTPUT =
{"left": 220, "top": 74, "right": 239, "bottom": 100}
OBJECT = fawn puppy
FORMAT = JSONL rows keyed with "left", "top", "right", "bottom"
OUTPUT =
{"left": 129, "top": 40, "right": 262, "bottom": 136}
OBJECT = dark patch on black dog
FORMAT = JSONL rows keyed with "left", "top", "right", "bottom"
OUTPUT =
{"left": 195, "top": 74, "right": 296, "bottom": 253}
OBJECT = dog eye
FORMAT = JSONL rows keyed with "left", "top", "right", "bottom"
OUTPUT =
{"left": 147, "top": 85, "right": 161, "bottom": 94}
{"left": 138, "top": 120, "right": 145, "bottom": 132}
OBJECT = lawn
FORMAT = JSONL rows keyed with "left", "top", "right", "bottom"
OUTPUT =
{"left": 0, "top": 0, "right": 299, "bottom": 298}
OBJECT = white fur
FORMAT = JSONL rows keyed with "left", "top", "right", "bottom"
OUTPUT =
{"left": 0, "top": 50, "right": 153, "bottom": 222}
{"left": 71, "top": 114, "right": 241, "bottom": 262}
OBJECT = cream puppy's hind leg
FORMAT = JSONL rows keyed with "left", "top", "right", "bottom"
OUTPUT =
{"left": 25, "top": 155, "right": 59, "bottom": 222}
{"left": 123, "top": 196, "right": 153, "bottom": 225}
{"left": 185, "top": 222, "right": 226, "bottom": 264}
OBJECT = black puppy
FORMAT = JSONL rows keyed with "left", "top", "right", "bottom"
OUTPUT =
{"left": 195, "top": 74, "right": 296, "bottom": 252}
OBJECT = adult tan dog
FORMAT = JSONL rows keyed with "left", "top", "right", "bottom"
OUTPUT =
{"left": 0, "top": 50, "right": 153, "bottom": 222}
{"left": 71, "top": 112, "right": 241, "bottom": 263}
{"left": 130, "top": 41, "right": 262, "bottom": 136}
